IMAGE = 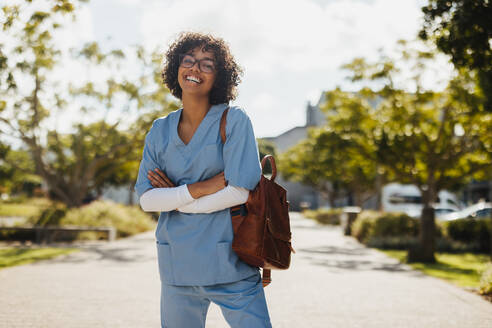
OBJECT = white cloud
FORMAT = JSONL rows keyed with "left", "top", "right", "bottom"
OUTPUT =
{"left": 136, "top": 0, "right": 440, "bottom": 137}
{"left": 2, "top": 0, "right": 452, "bottom": 141}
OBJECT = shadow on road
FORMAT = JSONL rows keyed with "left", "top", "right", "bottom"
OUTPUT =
{"left": 296, "top": 244, "right": 422, "bottom": 276}
{"left": 32, "top": 232, "right": 158, "bottom": 265}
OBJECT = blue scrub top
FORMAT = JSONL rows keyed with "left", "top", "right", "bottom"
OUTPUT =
{"left": 134, "top": 104, "right": 261, "bottom": 286}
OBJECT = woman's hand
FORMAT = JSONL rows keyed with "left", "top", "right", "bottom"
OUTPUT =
{"left": 147, "top": 168, "right": 175, "bottom": 188}
{"left": 147, "top": 168, "right": 226, "bottom": 199}
{"left": 188, "top": 172, "right": 227, "bottom": 199}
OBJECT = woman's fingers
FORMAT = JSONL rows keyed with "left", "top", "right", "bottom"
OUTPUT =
{"left": 209, "top": 171, "right": 227, "bottom": 192}
{"left": 155, "top": 168, "right": 175, "bottom": 187}
{"left": 216, "top": 172, "right": 226, "bottom": 186}
{"left": 148, "top": 170, "right": 171, "bottom": 188}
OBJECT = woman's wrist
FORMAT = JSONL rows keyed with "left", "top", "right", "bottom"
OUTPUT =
{"left": 187, "top": 176, "right": 225, "bottom": 199}
{"left": 187, "top": 182, "right": 204, "bottom": 199}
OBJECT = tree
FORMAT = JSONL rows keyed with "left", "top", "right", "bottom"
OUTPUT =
{"left": 278, "top": 111, "right": 379, "bottom": 209}
{"left": 279, "top": 132, "right": 338, "bottom": 208}
{"left": 420, "top": 0, "right": 492, "bottom": 111}
{"left": 257, "top": 138, "right": 277, "bottom": 175}
{"left": 343, "top": 42, "right": 492, "bottom": 262}
{"left": 0, "top": 1, "right": 177, "bottom": 207}
{"left": 0, "top": 143, "right": 41, "bottom": 196}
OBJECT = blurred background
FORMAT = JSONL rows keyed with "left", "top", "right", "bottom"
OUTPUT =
{"left": 0, "top": 0, "right": 491, "bottom": 326}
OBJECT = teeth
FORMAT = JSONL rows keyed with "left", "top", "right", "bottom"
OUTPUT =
{"left": 186, "top": 76, "right": 201, "bottom": 83}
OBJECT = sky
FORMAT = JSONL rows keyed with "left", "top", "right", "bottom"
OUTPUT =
{"left": 6, "top": 0, "right": 453, "bottom": 139}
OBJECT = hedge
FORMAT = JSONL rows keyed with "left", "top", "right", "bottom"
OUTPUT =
{"left": 303, "top": 208, "right": 342, "bottom": 225}
{"left": 1, "top": 200, "right": 155, "bottom": 242}
{"left": 442, "top": 218, "right": 491, "bottom": 253}
{"left": 351, "top": 211, "right": 419, "bottom": 244}
{"left": 480, "top": 263, "right": 492, "bottom": 296}
{"left": 350, "top": 210, "right": 491, "bottom": 253}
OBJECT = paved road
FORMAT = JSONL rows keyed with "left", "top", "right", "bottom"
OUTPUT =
{"left": 0, "top": 212, "right": 491, "bottom": 327}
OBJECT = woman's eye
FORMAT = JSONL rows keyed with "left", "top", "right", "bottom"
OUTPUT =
{"left": 203, "top": 62, "right": 214, "bottom": 70}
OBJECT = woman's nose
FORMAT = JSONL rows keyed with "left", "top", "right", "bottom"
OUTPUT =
{"left": 189, "top": 61, "right": 200, "bottom": 72}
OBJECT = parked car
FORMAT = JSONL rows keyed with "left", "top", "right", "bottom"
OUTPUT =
{"left": 439, "top": 202, "right": 492, "bottom": 221}
{"left": 434, "top": 206, "right": 459, "bottom": 219}
{"left": 382, "top": 183, "right": 460, "bottom": 218}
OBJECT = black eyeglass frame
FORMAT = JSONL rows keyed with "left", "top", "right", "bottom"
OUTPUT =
{"left": 178, "top": 54, "right": 217, "bottom": 73}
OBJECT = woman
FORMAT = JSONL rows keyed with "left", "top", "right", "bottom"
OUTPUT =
{"left": 134, "top": 32, "right": 272, "bottom": 328}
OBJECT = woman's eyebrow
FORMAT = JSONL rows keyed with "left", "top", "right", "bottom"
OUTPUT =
{"left": 184, "top": 51, "right": 214, "bottom": 61}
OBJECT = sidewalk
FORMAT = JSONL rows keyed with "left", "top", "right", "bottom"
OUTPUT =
{"left": 0, "top": 212, "right": 491, "bottom": 327}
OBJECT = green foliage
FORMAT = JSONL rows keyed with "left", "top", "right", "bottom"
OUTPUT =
{"left": 383, "top": 250, "right": 490, "bottom": 288}
{"left": 257, "top": 139, "right": 277, "bottom": 175}
{"left": 0, "top": 197, "right": 52, "bottom": 217}
{"left": 442, "top": 218, "right": 491, "bottom": 253}
{"left": 59, "top": 200, "right": 154, "bottom": 238}
{"left": 351, "top": 210, "right": 491, "bottom": 253}
{"left": 0, "top": 145, "right": 40, "bottom": 195}
{"left": 0, "top": 1, "right": 178, "bottom": 207}
{"left": 420, "top": 0, "right": 492, "bottom": 111}
{"left": 32, "top": 206, "right": 67, "bottom": 226}
{"left": 8, "top": 199, "right": 155, "bottom": 241}
{"left": 351, "top": 211, "right": 420, "bottom": 244}
{"left": 303, "top": 208, "right": 342, "bottom": 225}
{"left": 279, "top": 119, "right": 378, "bottom": 207}
{"left": 479, "top": 263, "right": 492, "bottom": 296}
{"left": 341, "top": 43, "right": 492, "bottom": 195}
{"left": 339, "top": 40, "right": 492, "bottom": 260}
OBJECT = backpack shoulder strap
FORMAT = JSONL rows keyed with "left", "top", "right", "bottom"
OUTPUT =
{"left": 220, "top": 107, "right": 229, "bottom": 144}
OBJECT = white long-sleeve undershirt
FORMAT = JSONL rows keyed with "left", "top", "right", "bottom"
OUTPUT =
{"left": 139, "top": 184, "right": 249, "bottom": 213}
{"left": 178, "top": 185, "right": 249, "bottom": 213}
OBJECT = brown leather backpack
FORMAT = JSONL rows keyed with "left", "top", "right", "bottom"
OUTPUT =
{"left": 220, "top": 108, "right": 295, "bottom": 287}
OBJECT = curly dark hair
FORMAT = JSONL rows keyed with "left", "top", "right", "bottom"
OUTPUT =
{"left": 162, "top": 32, "right": 243, "bottom": 105}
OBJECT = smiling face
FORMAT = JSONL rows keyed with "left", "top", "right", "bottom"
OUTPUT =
{"left": 177, "top": 47, "right": 217, "bottom": 99}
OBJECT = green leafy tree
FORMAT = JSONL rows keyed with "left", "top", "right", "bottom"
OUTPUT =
{"left": 257, "top": 139, "right": 277, "bottom": 175}
{"left": 0, "top": 1, "right": 177, "bottom": 207}
{"left": 279, "top": 110, "right": 379, "bottom": 209}
{"left": 420, "top": 0, "right": 492, "bottom": 111}
{"left": 278, "top": 130, "right": 342, "bottom": 208}
{"left": 343, "top": 41, "right": 492, "bottom": 262}
{"left": 0, "top": 143, "right": 41, "bottom": 196}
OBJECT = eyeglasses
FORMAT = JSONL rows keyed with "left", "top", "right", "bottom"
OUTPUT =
{"left": 179, "top": 54, "right": 216, "bottom": 73}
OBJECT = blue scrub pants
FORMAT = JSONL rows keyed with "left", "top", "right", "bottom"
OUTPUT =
{"left": 160, "top": 273, "right": 272, "bottom": 328}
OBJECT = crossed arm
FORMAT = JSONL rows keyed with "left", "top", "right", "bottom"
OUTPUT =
{"left": 139, "top": 168, "right": 248, "bottom": 213}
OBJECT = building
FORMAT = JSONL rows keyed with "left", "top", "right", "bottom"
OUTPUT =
{"left": 262, "top": 100, "right": 329, "bottom": 211}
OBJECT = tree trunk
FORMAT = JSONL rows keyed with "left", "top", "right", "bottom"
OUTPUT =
{"left": 408, "top": 187, "right": 437, "bottom": 263}
{"left": 490, "top": 218, "right": 492, "bottom": 261}
{"left": 354, "top": 190, "right": 363, "bottom": 208}
{"left": 324, "top": 189, "right": 337, "bottom": 208}
{"left": 128, "top": 181, "right": 136, "bottom": 206}
{"left": 375, "top": 167, "right": 383, "bottom": 211}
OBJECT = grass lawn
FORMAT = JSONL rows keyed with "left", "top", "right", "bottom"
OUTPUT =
{"left": 0, "top": 247, "right": 79, "bottom": 269}
{"left": 380, "top": 250, "right": 491, "bottom": 288}
{"left": 0, "top": 197, "right": 54, "bottom": 217}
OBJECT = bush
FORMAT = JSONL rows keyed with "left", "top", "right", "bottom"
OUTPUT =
{"left": 442, "top": 218, "right": 491, "bottom": 253}
{"left": 2, "top": 200, "right": 155, "bottom": 242}
{"left": 480, "top": 263, "right": 492, "bottom": 296}
{"left": 33, "top": 206, "right": 68, "bottom": 226}
{"left": 351, "top": 211, "right": 419, "bottom": 244}
{"left": 60, "top": 200, "right": 155, "bottom": 239}
{"left": 304, "top": 208, "right": 342, "bottom": 225}
{"left": 366, "top": 236, "right": 419, "bottom": 250}
{"left": 350, "top": 210, "right": 492, "bottom": 254}
{"left": 0, "top": 197, "right": 53, "bottom": 217}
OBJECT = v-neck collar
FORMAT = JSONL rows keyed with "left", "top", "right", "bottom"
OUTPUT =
{"left": 173, "top": 103, "right": 227, "bottom": 149}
